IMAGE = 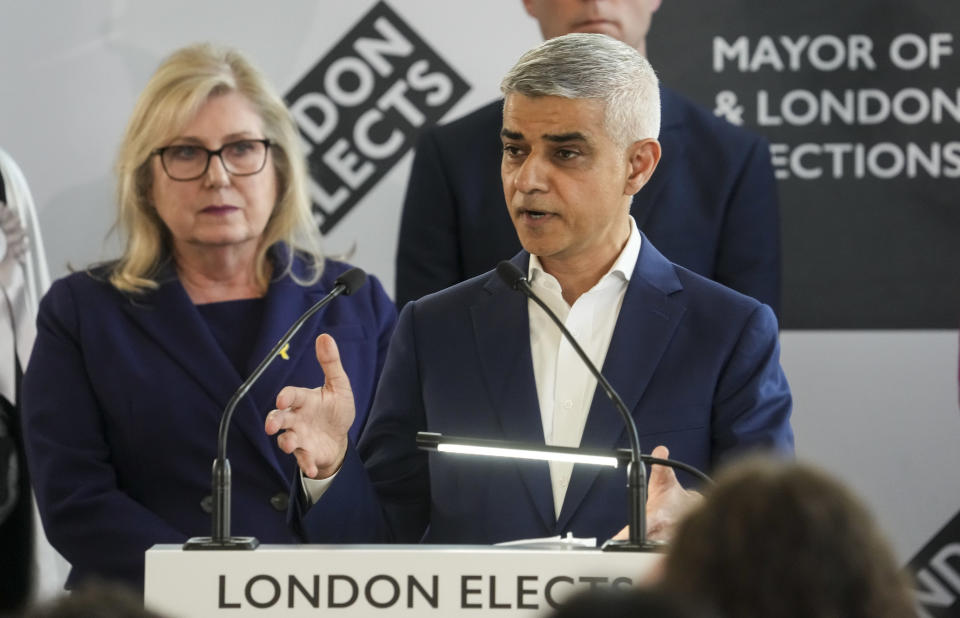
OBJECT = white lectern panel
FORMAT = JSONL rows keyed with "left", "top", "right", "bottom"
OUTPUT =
{"left": 145, "top": 544, "right": 661, "bottom": 617}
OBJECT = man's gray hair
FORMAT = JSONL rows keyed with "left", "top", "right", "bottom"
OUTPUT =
{"left": 500, "top": 33, "right": 660, "bottom": 145}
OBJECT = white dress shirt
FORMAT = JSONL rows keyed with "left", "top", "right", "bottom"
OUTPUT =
{"left": 308, "top": 218, "right": 643, "bottom": 510}
{"left": 528, "top": 217, "right": 641, "bottom": 518}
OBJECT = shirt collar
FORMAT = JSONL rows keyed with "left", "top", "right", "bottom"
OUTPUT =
{"left": 528, "top": 216, "right": 642, "bottom": 289}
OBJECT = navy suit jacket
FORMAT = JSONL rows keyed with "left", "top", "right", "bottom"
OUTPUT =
{"left": 396, "top": 88, "right": 781, "bottom": 316}
{"left": 316, "top": 236, "right": 792, "bottom": 544}
{"left": 21, "top": 253, "right": 396, "bottom": 589}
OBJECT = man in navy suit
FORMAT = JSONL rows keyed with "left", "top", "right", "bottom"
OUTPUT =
{"left": 395, "top": 0, "right": 780, "bottom": 317}
{"left": 267, "top": 33, "right": 792, "bottom": 545}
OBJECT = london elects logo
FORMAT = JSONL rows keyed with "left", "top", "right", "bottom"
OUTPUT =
{"left": 286, "top": 1, "right": 470, "bottom": 233}
{"left": 908, "top": 509, "right": 960, "bottom": 617}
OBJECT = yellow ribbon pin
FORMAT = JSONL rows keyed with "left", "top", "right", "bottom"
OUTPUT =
{"left": 278, "top": 343, "right": 290, "bottom": 360}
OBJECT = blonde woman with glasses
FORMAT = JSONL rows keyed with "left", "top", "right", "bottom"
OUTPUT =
{"left": 21, "top": 44, "right": 396, "bottom": 592}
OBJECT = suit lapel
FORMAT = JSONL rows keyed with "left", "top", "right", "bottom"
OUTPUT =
{"left": 120, "top": 262, "right": 300, "bottom": 487}
{"left": 121, "top": 270, "right": 238, "bottom": 417}
{"left": 470, "top": 252, "right": 555, "bottom": 531}
{"left": 244, "top": 274, "right": 330, "bottom": 417}
{"left": 557, "top": 238, "right": 686, "bottom": 530}
{"left": 234, "top": 258, "right": 332, "bottom": 484}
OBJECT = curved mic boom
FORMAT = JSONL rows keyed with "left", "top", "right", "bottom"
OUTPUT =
{"left": 184, "top": 267, "right": 367, "bottom": 550}
{"left": 497, "top": 260, "right": 654, "bottom": 550}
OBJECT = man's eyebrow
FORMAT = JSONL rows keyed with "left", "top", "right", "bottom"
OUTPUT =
{"left": 500, "top": 129, "right": 589, "bottom": 142}
{"left": 544, "top": 132, "right": 587, "bottom": 143}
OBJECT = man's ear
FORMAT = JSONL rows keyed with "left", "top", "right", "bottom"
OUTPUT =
{"left": 624, "top": 138, "right": 661, "bottom": 196}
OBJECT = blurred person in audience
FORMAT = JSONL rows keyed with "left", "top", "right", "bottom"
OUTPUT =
{"left": 396, "top": 0, "right": 781, "bottom": 317}
{"left": 658, "top": 457, "right": 916, "bottom": 618}
{"left": 549, "top": 585, "right": 699, "bottom": 618}
{"left": 21, "top": 580, "right": 167, "bottom": 618}
{"left": 21, "top": 43, "right": 396, "bottom": 592}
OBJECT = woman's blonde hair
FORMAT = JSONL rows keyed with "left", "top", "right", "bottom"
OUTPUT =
{"left": 110, "top": 43, "right": 322, "bottom": 293}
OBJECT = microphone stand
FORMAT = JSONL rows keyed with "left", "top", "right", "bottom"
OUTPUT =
{"left": 497, "top": 261, "right": 656, "bottom": 551}
{"left": 184, "top": 267, "right": 366, "bottom": 550}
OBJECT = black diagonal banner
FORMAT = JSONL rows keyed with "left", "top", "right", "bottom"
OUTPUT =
{"left": 286, "top": 1, "right": 470, "bottom": 234}
{"left": 907, "top": 509, "right": 960, "bottom": 617}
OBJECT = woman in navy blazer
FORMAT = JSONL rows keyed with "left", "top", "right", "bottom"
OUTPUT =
{"left": 21, "top": 44, "right": 396, "bottom": 591}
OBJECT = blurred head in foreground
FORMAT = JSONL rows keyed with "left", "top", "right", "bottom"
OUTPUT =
{"left": 22, "top": 580, "right": 168, "bottom": 618}
{"left": 659, "top": 457, "right": 916, "bottom": 618}
{"left": 549, "top": 585, "right": 696, "bottom": 618}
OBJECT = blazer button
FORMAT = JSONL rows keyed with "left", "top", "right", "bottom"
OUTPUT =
{"left": 200, "top": 495, "right": 212, "bottom": 514}
{"left": 270, "top": 493, "right": 289, "bottom": 512}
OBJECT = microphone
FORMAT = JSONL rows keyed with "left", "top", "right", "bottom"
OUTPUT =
{"left": 497, "top": 260, "right": 655, "bottom": 551}
{"left": 184, "top": 266, "right": 367, "bottom": 550}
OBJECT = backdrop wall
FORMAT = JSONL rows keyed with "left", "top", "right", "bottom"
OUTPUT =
{"left": 1, "top": 1, "right": 957, "bottom": 612}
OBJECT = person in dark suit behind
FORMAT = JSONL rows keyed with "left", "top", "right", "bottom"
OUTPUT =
{"left": 21, "top": 44, "right": 396, "bottom": 592}
{"left": 396, "top": 0, "right": 780, "bottom": 316}
{"left": 265, "top": 33, "right": 792, "bottom": 547}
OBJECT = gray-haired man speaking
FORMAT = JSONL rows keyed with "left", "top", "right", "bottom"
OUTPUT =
{"left": 266, "top": 34, "right": 793, "bottom": 545}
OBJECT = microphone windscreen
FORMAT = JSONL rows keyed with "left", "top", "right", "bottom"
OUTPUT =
{"left": 335, "top": 267, "right": 367, "bottom": 295}
{"left": 496, "top": 260, "right": 527, "bottom": 290}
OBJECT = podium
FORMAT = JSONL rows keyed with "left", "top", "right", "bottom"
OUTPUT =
{"left": 145, "top": 544, "right": 662, "bottom": 617}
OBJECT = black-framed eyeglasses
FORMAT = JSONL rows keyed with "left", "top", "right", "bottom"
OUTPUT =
{"left": 152, "top": 139, "right": 272, "bottom": 181}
